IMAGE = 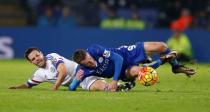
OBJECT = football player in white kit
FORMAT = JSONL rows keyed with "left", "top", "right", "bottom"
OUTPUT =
{"left": 9, "top": 47, "right": 109, "bottom": 91}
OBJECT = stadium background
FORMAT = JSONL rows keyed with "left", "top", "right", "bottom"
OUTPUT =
{"left": 0, "top": 0, "right": 209, "bottom": 62}
{"left": 0, "top": 1, "right": 210, "bottom": 112}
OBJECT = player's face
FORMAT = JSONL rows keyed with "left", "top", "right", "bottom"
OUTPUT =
{"left": 80, "top": 53, "right": 97, "bottom": 68}
{"left": 127, "top": 66, "right": 140, "bottom": 77}
{"left": 28, "top": 50, "right": 46, "bottom": 68}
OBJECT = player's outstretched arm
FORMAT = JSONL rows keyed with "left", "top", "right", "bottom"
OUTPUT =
{"left": 68, "top": 69, "right": 84, "bottom": 91}
{"left": 69, "top": 77, "right": 80, "bottom": 91}
{"left": 9, "top": 83, "right": 31, "bottom": 89}
{"left": 52, "top": 63, "right": 67, "bottom": 91}
{"left": 108, "top": 52, "right": 123, "bottom": 91}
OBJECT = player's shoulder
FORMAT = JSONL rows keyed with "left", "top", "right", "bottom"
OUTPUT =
{"left": 46, "top": 53, "right": 62, "bottom": 60}
{"left": 46, "top": 53, "right": 61, "bottom": 57}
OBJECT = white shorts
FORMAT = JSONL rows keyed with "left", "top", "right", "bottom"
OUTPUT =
{"left": 79, "top": 76, "right": 104, "bottom": 90}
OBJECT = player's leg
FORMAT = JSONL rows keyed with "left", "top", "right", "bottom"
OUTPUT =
{"left": 142, "top": 42, "right": 176, "bottom": 69}
{"left": 144, "top": 42, "right": 177, "bottom": 61}
{"left": 79, "top": 76, "right": 108, "bottom": 91}
{"left": 80, "top": 76, "right": 132, "bottom": 92}
{"left": 123, "top": 42, "right": 176, "bottom": 70}
{"left": 90, "top": 80, "right": 134, "bottom": 92}
{"left": 89, "top": 80, "right": 108, "bottom": 91}
{"left": 144, "top": 42, "right": 168, "bottom": 54}
{"left": 144, "top": 42, "right": 195, "bottom": 77}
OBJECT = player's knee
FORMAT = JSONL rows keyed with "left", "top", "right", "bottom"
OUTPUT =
{"left": 158, "top": 42, "right": 168, "bottom": 52}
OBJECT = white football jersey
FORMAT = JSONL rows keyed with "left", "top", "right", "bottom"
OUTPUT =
{"left": 27, "top": 53, "right": 78, "bottom": 87}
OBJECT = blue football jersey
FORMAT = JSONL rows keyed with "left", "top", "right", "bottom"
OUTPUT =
{"left": 112, "top": 42, "right": 147, "bottom": 66}
{"left": 82, "top": 42, "right": 147, "bottom": 81}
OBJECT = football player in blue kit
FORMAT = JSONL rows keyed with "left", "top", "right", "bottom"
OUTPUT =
{"left": 70, "top": 42, "right": 195, "bottom": 91}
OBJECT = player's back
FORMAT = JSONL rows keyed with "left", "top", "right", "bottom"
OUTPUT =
{"left": 110, "top": 42, "right": 146, "bottom": 65}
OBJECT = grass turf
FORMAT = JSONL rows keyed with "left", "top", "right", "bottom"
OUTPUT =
{"left": 0, "top": 59, "right": 210, "bottom": 112}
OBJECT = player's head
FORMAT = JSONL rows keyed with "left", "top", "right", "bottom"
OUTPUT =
{"left": 73, "top": 49, "right": 97, "bottom": 68}
{"left": 126, "top": 66, "right": 140, "bottom": 77}
{"left": 24, "top": 47, "right": 46, "bottom": 68}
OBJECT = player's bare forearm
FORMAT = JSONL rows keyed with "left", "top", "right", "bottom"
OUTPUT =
{"left": 76, "top": 69, "right": 84, "bottom": 80}
{"left": 52, "top": 63, "right": 67, "bottom": 90}
{"left": 9, "top": 83, "right": 30, "bottom": 89}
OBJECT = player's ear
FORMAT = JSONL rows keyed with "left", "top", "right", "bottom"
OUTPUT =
{"left": 128, "top": 66, "right": 140, "bottom": 77}
{"left": 125, "top": 67, "right": 131, "bottom": 76}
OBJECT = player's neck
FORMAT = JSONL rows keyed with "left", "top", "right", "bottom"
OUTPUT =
{"left": 39, "top": 58, "right": 47, "bottom": 68}
{"left": 40, "top": 62, "right": 47, "bottom": 68}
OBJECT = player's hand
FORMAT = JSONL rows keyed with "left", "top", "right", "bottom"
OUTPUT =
{"left": 52, "top": 87, "right": 58, "bottom": 91}
{"left": 108, "top": 80, "right": 118, "bottom": 92}
{"left": 9, "top": 86, "right": 17, "bottom": 89}
{"left": 76, "top": 69, "right": 84, "bottom": 81}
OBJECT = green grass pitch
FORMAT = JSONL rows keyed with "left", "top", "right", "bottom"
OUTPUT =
{"left": 0, "top": 59, "right": 210, "bottom": 112}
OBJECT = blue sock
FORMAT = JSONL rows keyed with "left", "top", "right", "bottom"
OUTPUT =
{"left": 161, "top": 48, "right": 179, "bottom": 69}
{"left": 161, "top": 48, "right": 170, "bottom": 55}
{"left": 170, "top": 59, "right": 179, "bottom": 69}
{"left": 142, "top": 59, "right": 162, "bottom": 69}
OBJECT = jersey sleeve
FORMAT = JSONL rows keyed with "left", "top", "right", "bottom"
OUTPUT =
{"left": 87, "top": 44, "right": 111, "bottom": 59}
{"left": 27, "top": 70, "right": 46, "bottom": 87}
{"left": 46, "top": 53, "right": 64, "bottom": 69}
{"left": 68, "top": 77, "right": 80, "bottom": 91}
{"left": 109, "top": 52, "right": 123, "bottom": 81}
{"left": 68, "top": 66, "right": 90, "bottom": 91}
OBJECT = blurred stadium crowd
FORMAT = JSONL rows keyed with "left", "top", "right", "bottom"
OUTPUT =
{"left": 0, "top": 0, "right": 210, "bottom": 30}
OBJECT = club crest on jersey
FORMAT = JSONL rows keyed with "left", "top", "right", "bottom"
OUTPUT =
{"left": 50, "top": 67, "right": 56, "bottom": 73}
{"left": 51, "top": 58, "right": 57, "bottom": 64}
{"left": 103, "top": 50, "right": 110, "bottom": 58}
{"left": 98, "top": 57, "right": 104, "bottom": 63}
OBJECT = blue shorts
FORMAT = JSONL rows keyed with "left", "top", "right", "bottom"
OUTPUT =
{"left": 123, "top": 42, "right": 147, "bottom": 65}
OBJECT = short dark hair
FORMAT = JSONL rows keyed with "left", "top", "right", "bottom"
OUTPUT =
{"left": 73, "top": 49, "right": 87, "bottom": 63}
{"left": 24, "top": 47, "right": 41, "bottom": 61}
{"left": 125, "top": 67, "right": 132, "bottom": 76}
